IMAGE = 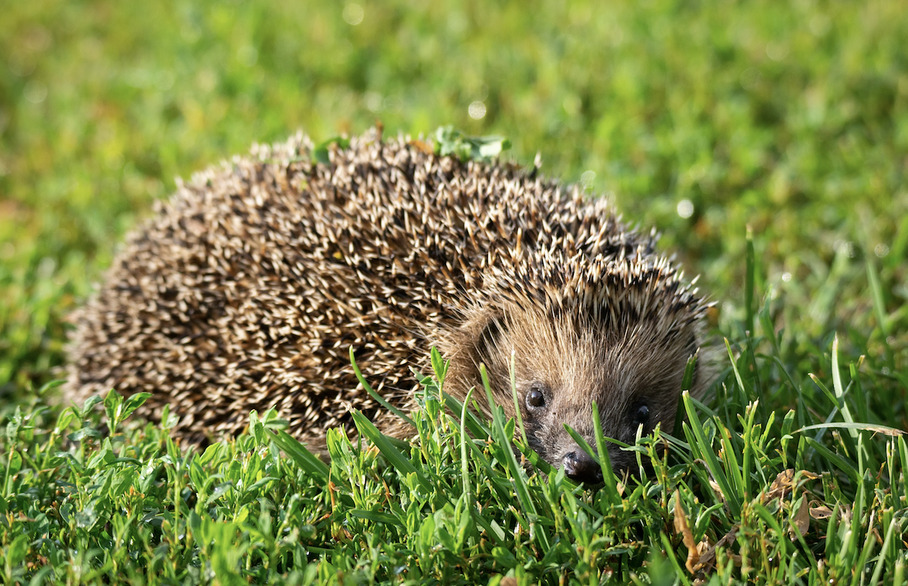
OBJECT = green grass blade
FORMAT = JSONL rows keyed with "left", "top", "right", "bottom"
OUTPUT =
{"left": 830, "top": 336, "right": 856, "bottom": 433}
{"left": 350, "top": 347, "right": 414, "bottom": 427}
{"left": 590, "top": 401, "right": 621, "bottom": 505}
{"left": 350, "top": 409, "right": 426, "bottom": 486}
{"left": 459, "top": 388, "right": 475, "bottom": 504}
{"left": 481, "top": 364, "right": 550, "bottom": 553}
{"left": 724, "top": 338, "right": 747, "bottom": 396}
{"left": 745, "top": 226, "right": 756, "bottom": 336}
{"left": 269, "top": 430, "right": 330, "bottom": 483}
{"left": 682, "top": 391, "right": 741, "bottom": 517}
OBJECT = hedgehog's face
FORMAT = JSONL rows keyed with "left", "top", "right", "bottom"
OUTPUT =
{"left": 465, "top": 303, "right": 703, "bottom": 485}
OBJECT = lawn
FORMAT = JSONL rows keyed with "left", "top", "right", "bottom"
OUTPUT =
{"left": 1, "top": 0, "right": 906, "bottom": 584}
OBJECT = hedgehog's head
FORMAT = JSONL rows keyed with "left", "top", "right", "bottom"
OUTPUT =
{"left": 446, "top": 253, "right": 710, "bottom": 485}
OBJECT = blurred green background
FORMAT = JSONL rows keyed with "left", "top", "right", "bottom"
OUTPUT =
{"left": 1, "top": 0, "right": 906, "bottom": 409}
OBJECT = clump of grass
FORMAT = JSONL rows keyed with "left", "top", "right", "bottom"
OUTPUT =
{"left": 3, "top": 263, "right": 906, "bottom": 584}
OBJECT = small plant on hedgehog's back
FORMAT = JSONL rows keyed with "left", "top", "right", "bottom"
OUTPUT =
{"left": 312, "top": 136, "right": 351, "bottom": 165}
{"left": 434, "top": 126, "right": 512, "bottom": 162}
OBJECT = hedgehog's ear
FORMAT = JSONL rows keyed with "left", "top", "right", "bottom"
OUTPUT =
{"left": 476, "top": 312, "right": 505, "bottom": 356}
{"left": 442, "top": 309, "right": 506, "bottom": 398}
{"left": 452, "top": 309, "right": 505, "bottom": 375}
{"left": 470, "top": 311, "right": 512, "bottom": 386}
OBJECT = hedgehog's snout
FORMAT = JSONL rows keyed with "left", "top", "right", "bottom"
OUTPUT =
{"left": 562, "top": 449, "right": 604, "bottom": 485}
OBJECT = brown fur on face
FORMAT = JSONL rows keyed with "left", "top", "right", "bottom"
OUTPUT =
{"left": 442, "top": 275, "right": 707, "bottom": 476}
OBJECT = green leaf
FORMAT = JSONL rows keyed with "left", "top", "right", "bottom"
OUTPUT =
{"left": 313, "top": 136, "right": 351, "bottom": 165}
{"left": 434, "top": 126, "right": 511, "bottom": 162}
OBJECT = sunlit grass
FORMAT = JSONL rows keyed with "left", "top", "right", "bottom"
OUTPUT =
{"left": 1, "top": 0, "right": 906, "bottom": 582}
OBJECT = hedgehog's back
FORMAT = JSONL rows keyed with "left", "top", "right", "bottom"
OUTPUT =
{"left": 64, "top": 130, "right": 643, "bottom": 446}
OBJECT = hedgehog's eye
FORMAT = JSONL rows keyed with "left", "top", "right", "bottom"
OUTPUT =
{"left": 525, "top": 383, "right": 548, "bottom": 411}
{"left": 632, "top": 403, "right": 650, "bottom": 428}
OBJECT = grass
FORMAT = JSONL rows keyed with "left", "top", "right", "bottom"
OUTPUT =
{"left": 1, "top": 0, "right": 907, "bottom": 583}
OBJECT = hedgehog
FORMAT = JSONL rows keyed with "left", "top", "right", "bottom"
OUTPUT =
{"left": 65, "top": 128, "right": 712, "bottom": 483}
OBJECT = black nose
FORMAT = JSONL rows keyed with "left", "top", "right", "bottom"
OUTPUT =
{"left": 562, "top": 450, "right": 604, "bottom": 485}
